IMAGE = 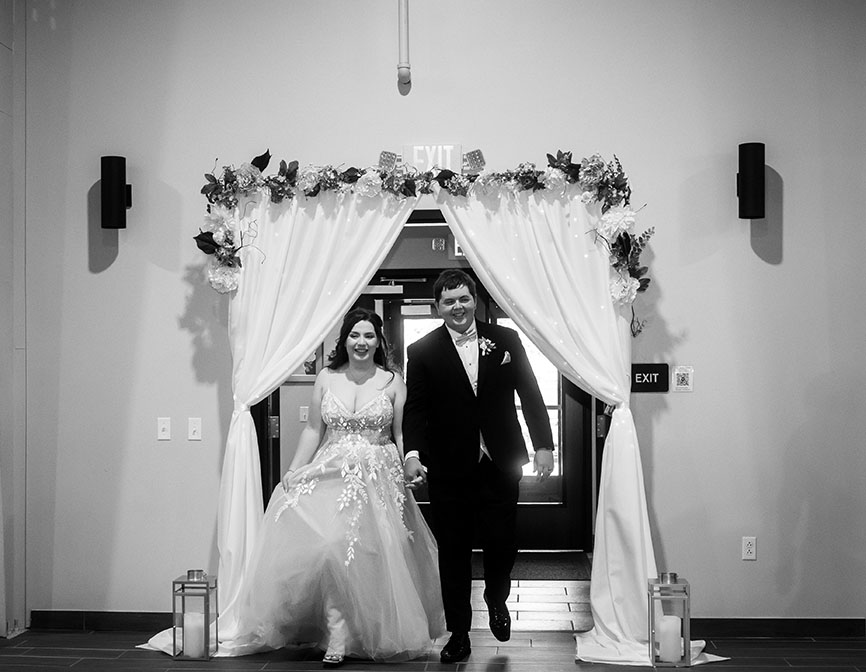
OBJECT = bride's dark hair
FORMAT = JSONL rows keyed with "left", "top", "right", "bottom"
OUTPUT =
{"left": 327, "top": 307, "right": 393, "bottom": 371}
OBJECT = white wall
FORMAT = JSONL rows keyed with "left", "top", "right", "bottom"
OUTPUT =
{"left": 0, "top": 0, "right": 12, "bottom": 636}
{"left": 13, "top": 0, "right": 866, "bottom": 621}
{"left": 2, "top": 0, "right": 27, "bottom": 636}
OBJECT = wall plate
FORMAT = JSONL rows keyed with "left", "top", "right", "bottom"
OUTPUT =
{"left": 672, "top": 366, "right": 694, "bottom": 392}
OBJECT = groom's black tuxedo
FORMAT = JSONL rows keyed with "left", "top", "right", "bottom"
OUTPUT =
{"left": 403, "top": 320, "right": 553, "bottom": 633}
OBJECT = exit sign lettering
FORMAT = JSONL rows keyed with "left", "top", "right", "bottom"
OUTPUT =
{"left": 403, "top": 144, "right": 462, "bottom": 171}
{"left": 631, "top": 363, "right": 669, "bottom": 393}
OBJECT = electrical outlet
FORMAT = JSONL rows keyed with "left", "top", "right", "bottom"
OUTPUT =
{"left": 157, "top": 417, "right": 171, "bottom": 441}
{"left": 742, "top": 536, "right": 756, "bottom": 560}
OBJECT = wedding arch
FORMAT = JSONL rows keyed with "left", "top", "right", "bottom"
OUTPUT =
{"left": 195, "top": 149, "right": 656, "bottom": 664}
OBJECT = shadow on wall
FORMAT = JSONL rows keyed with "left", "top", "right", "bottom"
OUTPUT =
{"left": 630, "top": 242, "right": 687, "bottom": 573}
{"left": 178, "top": 264, "right": 231, "bottom": 390}
{"left": 87, "top": 181, "right": 119, "bottom": 272}
{"left": 749, "top": 166, "right": 783, "bottom": 265}
{"left": 179, "top": 264, "right": 234, "bottom": 572}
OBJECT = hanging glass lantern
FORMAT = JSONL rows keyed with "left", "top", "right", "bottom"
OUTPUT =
{"left": 648, "top": 572, "right": 690, "bottom": 667}
{"left": 172, "top": 570, "right": 218, "bottom": 660}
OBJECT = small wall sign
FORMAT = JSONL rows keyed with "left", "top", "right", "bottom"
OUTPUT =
{"left": 631, "top": 363, "right": 669, "bottom": 393}
{"left": 403, "top": 144, "right": 462, "bottom": 171}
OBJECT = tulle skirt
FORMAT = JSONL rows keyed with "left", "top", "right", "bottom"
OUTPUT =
{"left": 222, "top": 437, "right": 445, "bottom": 660}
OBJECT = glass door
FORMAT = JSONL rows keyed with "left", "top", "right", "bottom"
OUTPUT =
{"left": 372, "top": 269, "right": 594, "bottom": 550}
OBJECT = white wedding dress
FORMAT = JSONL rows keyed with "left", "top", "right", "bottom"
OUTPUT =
{"left": 182, "top": 388, "right": 445, "bottom": 660}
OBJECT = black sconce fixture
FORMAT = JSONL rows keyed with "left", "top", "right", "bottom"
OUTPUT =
{"left": 737, "top": 142, "right": 765, "bottom": 219}
{"left": 101, "top": 156, "right": 132, "bottom": 229}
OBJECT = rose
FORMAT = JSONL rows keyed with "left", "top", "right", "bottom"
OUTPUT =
{"left": 202, "top": 205, "right": 234, "bottom": 232}
{"left": 596, "top": 205, "right": 636, "bottom": 241}
{"left": 297, "top": 166, "right": 320, "bottom": 194}
{"left": 610, "top": 274, "right": 640, "bottom": 305}
{"left": 235, "top": 162, "right": 262, "bottom": 191}
{"left": 578, "top": 154, "right": 606, "bottom": 190}
{"left": 355, "top": 170, "right": 383, "bottom": 198}
{"left": 542, "top": 167, "right": 567, "bottom": 194}
{"left": 207, "top": 262, "right": 240, "bottom": 294}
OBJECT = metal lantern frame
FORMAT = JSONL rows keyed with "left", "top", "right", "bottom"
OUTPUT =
{"left": 648, "top": 574, "right": 691, "bottom": 667}
{"left": 172, "top": 570, "right": 218, "bottom": 660}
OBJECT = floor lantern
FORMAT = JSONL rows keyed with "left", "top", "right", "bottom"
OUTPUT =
{"left": 648, "top": 572, "right": 691, "bottom": 667}
{"left": 172, "top": 570, "right": 218, "bottom": 660}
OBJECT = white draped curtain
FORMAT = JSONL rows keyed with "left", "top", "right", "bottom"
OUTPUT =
{"left": 200, "top": 178, "right": 677, "bottom": 665}
{"left": 437, "top": 188, "right": 657, "bottom": 664}
{"left": 216, "top": 191, "right": 417, "bottom": 631}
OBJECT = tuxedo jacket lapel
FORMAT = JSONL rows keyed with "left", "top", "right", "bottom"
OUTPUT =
{"left": 476, "top": 322, "right": 493, "bottom": 394}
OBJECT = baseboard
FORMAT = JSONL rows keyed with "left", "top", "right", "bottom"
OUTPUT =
{"left": 29, "top": 611, "right": 866, "bottom": 638}
{"left": 30, "top": 610, "right": 171, "bottom": 632}
{"left": 692, "top": 618, "right": 865, "bottom": 639}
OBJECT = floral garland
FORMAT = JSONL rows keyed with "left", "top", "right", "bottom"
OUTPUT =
{"left": 194, "top": 150, "right": 653, "bottom": 332}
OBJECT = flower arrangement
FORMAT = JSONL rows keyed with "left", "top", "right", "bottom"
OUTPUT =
{"left": 192, "top": 207, "right": 254, "bottom": 293}
{"left": 199, "top": 149, "right": 633, "bottom": 212}
{"left": 195, "top": 150, "right": 653, "bottom": 331}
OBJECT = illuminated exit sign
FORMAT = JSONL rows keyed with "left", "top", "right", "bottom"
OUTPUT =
{"left": 403, "top": 144, "right": 462, "bottom": 171}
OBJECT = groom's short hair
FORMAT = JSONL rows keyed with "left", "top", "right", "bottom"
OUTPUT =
{"left": 434, "top": 269, "right": 477, "bottom": 303}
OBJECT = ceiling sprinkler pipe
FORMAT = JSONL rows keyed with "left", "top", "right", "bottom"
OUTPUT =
{"left": 397, "top": 0, "right": 411, "bottom": 93}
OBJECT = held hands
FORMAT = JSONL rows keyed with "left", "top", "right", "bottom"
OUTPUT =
{"left": 403, "top": 456, "right": 427, "bottom": 490}
{"left": 533, "top": 449, "right": 554, "bottom": 482}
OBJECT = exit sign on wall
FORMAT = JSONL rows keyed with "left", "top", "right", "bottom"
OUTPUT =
{"left": 403, "top": 144, "right": 462, "bottom": 171}
{"left": 631, "top": 363, "right": 669, "bottom": 393}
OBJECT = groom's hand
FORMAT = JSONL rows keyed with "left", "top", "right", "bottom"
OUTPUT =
{"left": 403, "top": 455, "right": 427, "bottom": 490}
{"left": 533, "top": 448, "right": 554, "bottom": 482}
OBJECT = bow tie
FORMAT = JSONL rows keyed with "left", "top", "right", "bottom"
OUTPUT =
{"left": 454, "top": 327, "right": 477, "bottom": 346}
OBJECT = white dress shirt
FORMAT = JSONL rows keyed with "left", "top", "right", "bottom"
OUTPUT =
{"left": 404, "top": 322, "right": 489, "bottom": 463}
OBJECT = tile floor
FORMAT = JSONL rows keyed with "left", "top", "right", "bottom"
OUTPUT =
{"left": 1, "top": 580, "right": 864, "bottom": 671}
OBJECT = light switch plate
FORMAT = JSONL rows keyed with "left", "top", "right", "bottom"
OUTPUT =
{"left": 157, "top": 417, "right": 171, "bottom": 440}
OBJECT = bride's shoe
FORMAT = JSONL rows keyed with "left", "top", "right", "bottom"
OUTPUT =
{"left": 323, "top": 601, "right": 347, "bottom": 667}
{"left": 322, "top": 651, "right": 345, "bottom": 667}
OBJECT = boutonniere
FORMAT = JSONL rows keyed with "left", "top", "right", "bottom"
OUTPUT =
{"left": 479, "top": 336, "right": 496, "bottom": 356}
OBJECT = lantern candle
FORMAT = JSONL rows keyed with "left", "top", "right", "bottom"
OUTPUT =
{"left": 184, "top": 613, "right": 206, "bottom": 658}
{"left": 658, "top": 615, "right": 681, "bottom": 663}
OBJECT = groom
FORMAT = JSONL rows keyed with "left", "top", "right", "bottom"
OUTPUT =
{"left": 403, "top": 269, "right": 554, "bottom": 664}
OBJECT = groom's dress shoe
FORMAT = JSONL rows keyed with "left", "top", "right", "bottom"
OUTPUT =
{"left": 440, "top": 632, "right": 471, "bottom": 663}
{"left": 484, "top": 592, "right": 511, "bottom": 642}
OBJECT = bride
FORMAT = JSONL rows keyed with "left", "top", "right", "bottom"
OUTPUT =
{"left": 222, "top": 307, "right": 445, "bottom": 664}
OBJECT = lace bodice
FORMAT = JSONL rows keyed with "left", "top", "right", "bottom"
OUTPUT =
{"left": 321, "top": 389, "right": 394, "bottom": 445}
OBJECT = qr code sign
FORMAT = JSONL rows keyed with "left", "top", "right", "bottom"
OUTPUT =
{"left": 673, "top": 366, "right": 693, "bottom": 392}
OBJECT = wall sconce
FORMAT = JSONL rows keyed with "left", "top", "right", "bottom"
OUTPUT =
{"left": 101, "top": 156, "right": 132, "bottom": 229}
{"left": 172, "top": 570, "right": 218, "bottom": 660}
{"left": 648, "top": 573, "right": 691, "bottom": 667}
{"left": 737, "top": 142, "right": 765, "bottom": 219}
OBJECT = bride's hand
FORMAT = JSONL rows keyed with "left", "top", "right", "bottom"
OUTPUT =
{"left": 281, "top": 469, "right": 296, "bottom": 492}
